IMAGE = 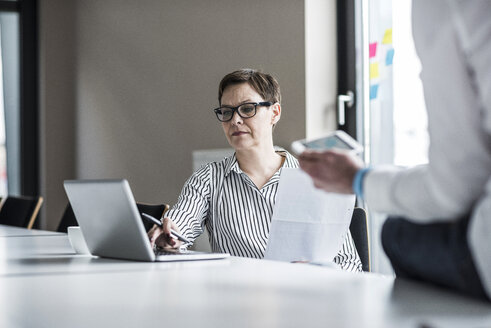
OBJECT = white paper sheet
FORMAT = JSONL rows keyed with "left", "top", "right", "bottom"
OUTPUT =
{"left": 264, "top": 168, "right": 355, "bottom": 262}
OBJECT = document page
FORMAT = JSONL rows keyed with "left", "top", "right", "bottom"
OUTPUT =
{"left": 264, "top": 168, "right": 355, "bottom": 262}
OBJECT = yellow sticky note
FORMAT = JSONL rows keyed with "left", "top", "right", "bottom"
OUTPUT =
{"left": 370, "top": 63, "right": 380, "bottom": 79}
{"left": 382, "top": 28, "right": 392, "bottom": 44}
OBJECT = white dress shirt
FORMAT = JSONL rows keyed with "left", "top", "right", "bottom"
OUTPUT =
{"left": 167, "top": 151, "right": 362, "bottom": 272}
{"left": 364, "top": 0, "right": 491, "bottom": 297}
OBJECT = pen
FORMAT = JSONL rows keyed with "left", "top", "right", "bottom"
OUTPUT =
{"left": 141, "top": 212, "right": 191, "bottom": 244}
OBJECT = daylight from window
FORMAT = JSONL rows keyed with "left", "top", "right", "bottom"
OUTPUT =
{"left": 0, "top": 26, "right": 7, "bottom": 196}
{"left": 392, "top": 0, "right": 429, "bottom": 166}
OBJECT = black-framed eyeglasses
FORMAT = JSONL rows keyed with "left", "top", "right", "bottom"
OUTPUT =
{"left": 213, "top": 102, "right": 273, "bottom": 122}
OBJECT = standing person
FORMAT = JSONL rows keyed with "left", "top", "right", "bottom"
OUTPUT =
{"left": 149, "top": 68, "right": 362, "bottom": 272}
{"left": 299, "top": 0, "right": 491, "bottom": 299}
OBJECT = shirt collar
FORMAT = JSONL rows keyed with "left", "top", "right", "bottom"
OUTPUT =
{"left": 280, "top": 150, "right": 299, "bottom": 168}
{"left": 224, "top": 153, "right": 241, "bottom": 177}
{"left": 224, "top": 150, "right": 298, "bottom": 177}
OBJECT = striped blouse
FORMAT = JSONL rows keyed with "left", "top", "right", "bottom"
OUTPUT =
{"left": 166, "top": 150, "right": 362, "bottom": 272}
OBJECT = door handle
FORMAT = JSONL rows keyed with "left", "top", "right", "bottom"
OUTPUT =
{"left": 337, "top": 90, "right": 354, "bottom": 126}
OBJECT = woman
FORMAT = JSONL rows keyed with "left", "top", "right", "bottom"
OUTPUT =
{"left": 149, "top": 68, "right": 362, "bottom": 272}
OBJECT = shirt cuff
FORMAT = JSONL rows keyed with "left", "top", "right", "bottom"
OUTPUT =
{"left": 352, "top": 167, "right": 371, "bottom": 200}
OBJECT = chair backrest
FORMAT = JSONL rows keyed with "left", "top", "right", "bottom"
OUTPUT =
{"left": 0, "top": 196, "right": 44, "bottom": 229}
{"left": 137, "top": 203, "right": 169, "bottom": 232}
{"left": 349, "top": 207, "right": 370, "bottom": 272}
{"left": 57, "top": 203, "right": 78, "bottom": 233}
{"left": 57, "top": 202, "right": 169, "bottom": 233}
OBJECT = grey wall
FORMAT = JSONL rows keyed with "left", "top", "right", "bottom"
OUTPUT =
{"left": 39, "top": 0, "right": 77, "bottom": 230}
{"left": 40, "top": 0, "right": 307, "bottom": 229}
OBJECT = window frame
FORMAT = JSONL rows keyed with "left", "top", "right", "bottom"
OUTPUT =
{"left": 0, "top": 0, "right": 39, "bottom": 199}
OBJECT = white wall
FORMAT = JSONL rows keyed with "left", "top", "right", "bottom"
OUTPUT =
{"left": 305, "top": 0, "right": 338, "bottom": 138}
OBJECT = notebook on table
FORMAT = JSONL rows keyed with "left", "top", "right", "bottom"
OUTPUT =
{"left": 63, "top": 179, "right": 229, "bottom": 262}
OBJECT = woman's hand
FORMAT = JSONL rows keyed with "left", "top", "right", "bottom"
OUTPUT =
{"left": 298, "top": 149, "right": 364, "bottom": 194}
{"left": 147, "top": 217, "right": 183, "bottom": 249}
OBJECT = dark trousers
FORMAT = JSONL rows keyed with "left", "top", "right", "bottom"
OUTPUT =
{"left": 381, "top": 215, "right": 489, "bottom": 301}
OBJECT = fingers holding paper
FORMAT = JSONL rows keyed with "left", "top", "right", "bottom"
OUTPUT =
{"left": 298, "top": 149, "right": 364, "bottom": 194}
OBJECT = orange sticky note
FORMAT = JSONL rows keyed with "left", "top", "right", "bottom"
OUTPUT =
{"left": 382, "top": 28, "right": 392, "bottom": 44}
{"left": 370, "top": 63, "right": 380, "bottom": 79}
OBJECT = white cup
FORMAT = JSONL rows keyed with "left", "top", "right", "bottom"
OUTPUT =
{"left": 67, "top": 226, "right": 91, "bottom": 255}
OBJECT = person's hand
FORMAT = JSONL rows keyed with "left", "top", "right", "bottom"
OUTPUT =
{"left": 147, "top": 217, "right": 183, "bottom": 249}
{"left": 298, "top": 149, "right": 364, "bottom": 194}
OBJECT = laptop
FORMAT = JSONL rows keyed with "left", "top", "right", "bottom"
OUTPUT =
{"left": 63, "top": 179, "right": 229, "bottom": 262}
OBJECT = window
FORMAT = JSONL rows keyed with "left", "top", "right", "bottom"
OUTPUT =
{"left": 0, "top": 9, "right": 20, "bottom": 195}
{"left": 392, "top": 0, "right": 428, "bottom": 166}
{"left": 0, "top": 0, "right": 38, "bottom": 199}
{"left": 338, "top": 0, "right": 428, "bottom": 274}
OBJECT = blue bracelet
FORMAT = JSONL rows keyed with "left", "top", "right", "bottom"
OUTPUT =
{"left": 352, "top": 168, "right": 371, "bottom": 200}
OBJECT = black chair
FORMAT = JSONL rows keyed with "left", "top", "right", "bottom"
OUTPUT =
{"left": 0, "top": 195, "right": 44, "bottom": 229}
{"left": 349, "top": 207, "right": 370, "bottom": 272}
{"left": 137, "top": 203, "right": 169, "bottom": 232}
{"left": 57, "top": 202, "right": 169, "bottom": 233}
{"left": 56, "top": 203, "right": 78, "bottom": 233}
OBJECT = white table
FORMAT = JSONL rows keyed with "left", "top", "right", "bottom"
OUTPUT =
{"left": 0, "top": 224, "right": 62, "bottom": 237}
{"left": 0, "top": 225, "right": 490, "bottom": 328}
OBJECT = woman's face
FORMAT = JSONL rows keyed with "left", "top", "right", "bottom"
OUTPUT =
{"left": 220, "top": 83, "right": 281, "bottom": 151}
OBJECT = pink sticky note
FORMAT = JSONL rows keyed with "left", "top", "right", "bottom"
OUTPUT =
{"left": 369, "top": 42, "right": 377, "bottom": 58}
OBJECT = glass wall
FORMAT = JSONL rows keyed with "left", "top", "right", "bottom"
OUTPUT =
{"left": 0, "top": 11, "right": 20, "bottom": 196}
{"left": 0, "top": 22, "right": 5, "bottom": 195}
{"left": 352, "top": 0, "right": 428, "bottom": 274}
{"left": 392, "top": 0, "right": 428, "bottom": 166}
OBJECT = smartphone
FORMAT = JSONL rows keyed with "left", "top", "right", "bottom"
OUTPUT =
{"left": 291, "top": 130, "right": 363, "bottom": 155}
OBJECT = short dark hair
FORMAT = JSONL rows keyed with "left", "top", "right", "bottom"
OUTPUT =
{"left": 218, "top": 68, "right": 281, "bottom": 105}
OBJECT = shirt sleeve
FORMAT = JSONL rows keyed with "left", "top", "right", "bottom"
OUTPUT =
{"left": 450, "top": 0, "right": 491, "bottom": 298}
{"left": 165, "top": 164, "right": 212, "bottom": 243}
{"left": 333, "top": 231, "right": 363, "bottom": 272}
{"left": 363, "top": 0, "right": 491, "bottom": 222}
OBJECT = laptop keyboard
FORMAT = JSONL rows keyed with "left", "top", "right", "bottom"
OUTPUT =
{"left": 155, "top": 246, "right": 191, "bottom": 256}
